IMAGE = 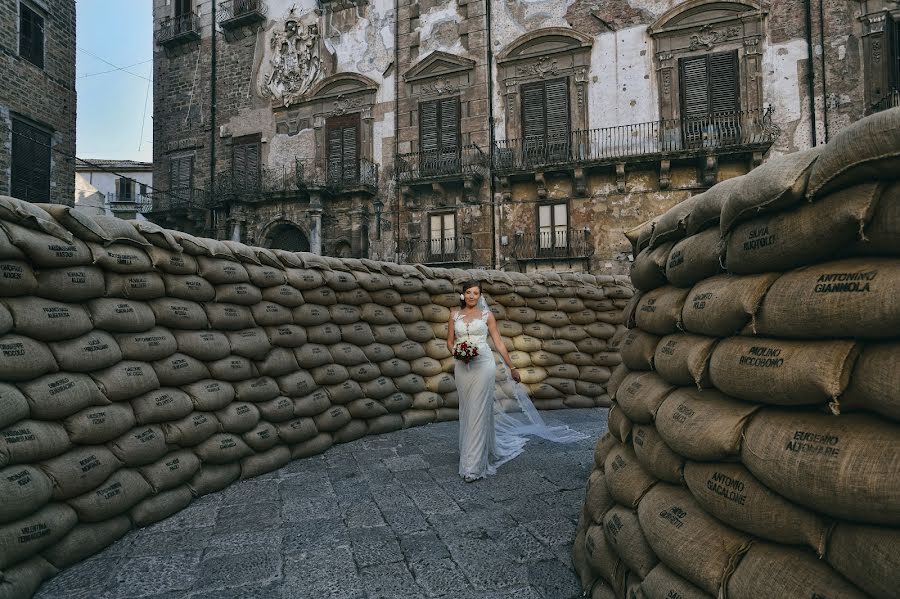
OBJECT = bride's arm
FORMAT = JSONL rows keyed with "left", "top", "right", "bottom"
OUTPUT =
{"left": 486, "top": 313, "right": 520, "bottom": 382}
{"left": 446, "top": 310, "right": 456, "bottom": 353}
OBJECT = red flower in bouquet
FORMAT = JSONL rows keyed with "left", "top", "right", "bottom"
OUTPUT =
{"left": 453, "top": 340, "right": 479, "bottom": 363}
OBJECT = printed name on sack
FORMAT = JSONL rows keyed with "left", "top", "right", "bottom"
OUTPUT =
{"left": 672, "top": 403, "right": 694, "bottom": 424}
{"left": 43, "top": 307, "right": 71, "bottom": 319}
{"left": 692, "top": 292, "right": 713, "bottom": 310}
{"left": 668, "top": 250, "right": 684, "bottom": 269}
{"left": 813, "top": 270, "right": 877, "bottom": 293}
{"left": 7, "top": 470, "right": 32, "bottom": 486}
{"left": 48, "top": 377, "right": 74, "bottom": 396}
{"left": 18, "top": 523, "right": 50, "bottom": 544}
{"left": 1, "top": 341, "right": 25, "bottom": 357}
{"left": 784, "top": 430, "right": 841, "bottom": 457}
{"left": 1, "top": 264, "right": 24, "bottom": 279}
{"left": 743, "top": 225, "right": 775, "bottom": 251}
{"left": 659, "top": 505, "right": 687, "bottom": 529}
{"left": 706, "top": 472, "right": 747, "bottom": 505}
{"left": 738, "top": 346, "right": 784, "bottom": 368}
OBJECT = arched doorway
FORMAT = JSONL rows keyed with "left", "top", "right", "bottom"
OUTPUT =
{"left": 264, "top": 222, "right": 310, "bottom": 252}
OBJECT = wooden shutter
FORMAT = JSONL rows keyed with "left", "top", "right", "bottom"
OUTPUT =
{"left": 342, "top": 126, "right": 358, "bottom": 182}
{"left": 327, "top": 127, "right": 343, "bottom": 183}
{"left": 170, "top": 156, "right": 193, "bottom": 202}
{"left": 680, "top": 56, "right": 710, "bottom": 120}
{"left": 545, "top": 78, "right": 570, "bottom": 139}
{"left": 326, "top": 115, "right": 359, "bottom": 183}
{"left": 439, "top": 98, "right": 460, "bottom": 151}
{"left": 19, "top": 5, "right": 44, "bottom": 69}
{"left": 11, "top": 119, "right": 50, "bottom": 203}
{"left": 175, "top": 0, "right": 191, "bottom": 17}
{"left": 419, "top": 100, "right": 439, "bottom": 153}
{"left": 890, "top": 17, "right": 900, "bottom": 90}
{"left": 233, "top": 140, "right": 260, "bottom": 193}
{"left": 521, "top": 82, "right": 547, "bottom": 141}
{"left": 709, "top": 51, "right": 739, "bottom": 114}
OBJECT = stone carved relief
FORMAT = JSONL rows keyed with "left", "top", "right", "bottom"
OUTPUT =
{"left": 421, "top": 78, "right": 459, "bottom": 96}
{"left": 515, "top": 57, "right": 559, "bottom": 79}
{"left": 260, "top": 10, "right": 331, "bottom": 107}
{"left": 689, "top": 24, "right": 741, "bottom": 50}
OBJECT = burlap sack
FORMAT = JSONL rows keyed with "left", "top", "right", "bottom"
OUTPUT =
{"left": 333, "top": 419, "right": 368, "bottom": 444}
{"left": 593, "top": 432, "right": 618, "bottom": 471}
{"left": 161, "top": 412, "right": 220, "bottom": 447}
{"left": 313, "top": 406, "right": 352, "bottom": 433}
{"left": 34, "top": 203, "right": 109, "bottom": 244}
{"left": 584, "top": 524, "right": 626, "bottom": 594}
{"left": 173, "top": 330, "right": 230, "bottom": 362}
{"left": 346, "top": 398, "right": 389, "bottom": 420}
{"left": 755, "top": 257, "right": 900, "bottom": 339}
{"left": 65, "top": 468, "right": 151, "bottom": 522}
{"left": 0, "top": 465, "right": 52, "bottom": 524}
{"left": 250, "top": 301, "right": 293, "bottom": 327}
{"left": 234, "top": 376, "right": 280, "bottom": 403}
{"left": 380, "top": 392, "right": 414, "bottom": 413}
{"left": 608, "top": 402, "right": 633, "bottom": 444}
{"left": 639, "top": 564, "right": 713, "bottom": 599}
{"left": 665, "top": 228, "right": 724, "bottom": 289}
{"left": 615, "top": 372, "right": 675, "bottom": 424}
{"left": 709, "top": 337, "right": 858, "bottom": 406}
{"left": 275, "top": 417, "right": 317, "bottom": 445}
{"left": 619, "top": 329, "right": 660, "bottom": 371}
{"left": 290, "top": 432, "right": 333, "bottom": 459}
{"left": 264, "top": 324, "right": 307, "bottom": 350}
{"left": 307, "top": 323, "right": 342, "bottom": 346}
{"left": 0, "top": 421, "right": 71, "bottom": 466}
{"left": 88, "top": 242, "right": 153, "bottom": 274}
{"left": 1, "top": 222, "right": 90, "bottom": 268}
{"left": 637, "top": 484, "right": 751, "bottom": 596}
{"left": 0, "top": 555, "right": 59, "bottom": 599}
{"left": 277, "top": 370, "right": 318, "bottom": 399}
{"left": 0, "top": 335, "right": 56, "bottom": 382}
{"left": 107, "top": 426, "right": 167, "bottom": 467}
{"left": 719, "top": 146, "right": 821, "bottom": 233}
{"left": 585, "top": 469, "right": 615, "bottom": 524}
{"left": 826, "top": 522, "right": 898, "bottom": 599}
{"left": 41, "top": 515, "right": 131, "bottom": 569}
{"left": 726, "top": 183, "right": 882, "bottom": 274}
{"left": 630, "top": 242, "right": 674, "bottom": 292}
{"left": 847, "top": 180, "right": 900, "bottom": 256}
{"left": 152, "top": 353, "right": 210, "bottom": 386}
{"left": 361, "top": 303, "right": 398, "bottom": 325}
{"left": 506, "top": 306, "right": 537, "bottom": 324}
{"left": 104, "top": 272, "right": 166, "bottom": 301}
{"left": 34, "top": 266, "right": 104, "bottom": 302}
{"left": 585, "top": 322, "right": 617, "bottom": 340}
{"left": 137, "top": 450, "right": 200, "bottom": 493}
{"left": 214, "top": 283, "right": 263, "bottom": 305}
{"left": 603, "top": 505, "right": 659, "bottom": 578}
{"left": 162, "top": 274, "right": 216, "bottom": 302}
{"left": 726, "top": 542, "right": 866, "bottom": 599}
{"left": 17, "top": 373, "right": 107, "bottom": 421}
{"left": 839, "top": 341, "right": 899, "bottom": 421}
{"left": 579, "top": 366, "right": 611, "bottom": 385}
{"left": 326, "top": 380, "right": 364, "bottom": 404}
{"left": 207, "top": 355, "right": 257, "bottom": 382}
{"left": 402, "top": 322, "right": 434, "bottom": 343}
{"left": 256, "top": 348, "right": 300, "bottom": 377}
{"left": 0, "top": 303, "right": 11, "bottom": 336}
{"left": 3, "top": 297, "right": 93, "bottom": 341}
{"left": 59, "top": 391, "right": 134, "bottom": 442}
{"left": 655, "top": 388, "right": 760, "bottom": 461}
{"left": 90, "top": 361, "right": 160, "bottom": 403}
{"left": 650, "top": 194, "right": 703, "bottom": 249}
{"left": 255, "top": 396, "right": 295, "bottom": 422}
{"left": 742, "top": 410, "right": 900, "bottom": 525}
{"left": 193, "top": 433, "right": 254, "bottom": 465}
{"left": 0, "top": 385, "right": 28, "bottom": 432}
{"left": 240, "top": 445, "right": 291, "bottom": 480}
{"left": 684, "top": 461, "right": 829, "bottom": 555}
{"left": 0, "top": 504, "right": 76, "bottom": 569}
{"left": 261, "top": 284, "right": 305, "bottom": 308}
{"left": 49, "top": 331, "right": 122, "bottom": 373}
{"left": 365, "top": 414, "right": 403, "bottom": 436}
{"left": 625, "top": 219, "right": 654, "bottom": 254}
{"left": 634, "top": 286, "right": 689, "bottom": 336}
{"left": 115, "top": 327, "right": 177, "bottom": 362}
{"left": 130, "top": 485, "right": 193, "bottom": 528}
{"left": 246, "top": 264, "right": 287, "bottom": 288}
{"left": 149, "top": 298, "right": 209, "bottom": 330}
{"left": 807, "top": 106, "right": 900, "bottom": 198}
{"left": 311, "top": 363, "right": 350, "bottom": 386}
{"left": 196, "top": 257, "right": 249, "bottom": 285}
{"left": 680, "top": 273, "right": 779, "bottom": 337}
{"left": 224, "top": 328, "right": 271, "bottom": 360}
{"left": 401, "top": 409, "right": 436, "bottom": 428}
{"left": 284, "top": 268, "right": 325, "bottom": 290}
{"left": 370, "top": 289, "right": 403, "bottom": 307}
{"left": 632, "top": 424, "right": 684, "bottom": 484}
{"left": 294, "top": 343, "right": 332, "bottom": 369}
{"left": 203, "top": 303, "right": 254, "bottom": 330}
{"left": 216, "top": 402, "right": 261, "bottom": 434}
{"left": 146, "top": 246, "right": 197, "bottom": 274}
{"left": 348, "top": 362, "right": 380, "bottom": 382}
{"left": 337, "top": 288, "right": 373, "bottom": 306}
{"left": 603, "top": 443, "right": 657, "bottom": 508}
{"left": 292, "top": 304, "right": 330, "bottom": 327}
{"left": 653, "top": 334, "right": 716, "bottom": 388}
{"left": 188, "top": 463, "right": 241, "bottom": 497}
{"left": 605, "top": 364, "right": 629, "bottom": 400}
{"left": 130, "top": 388, "right": 194, "bottom": 426}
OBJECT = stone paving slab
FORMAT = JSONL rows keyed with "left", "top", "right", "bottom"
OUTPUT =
{"left": 34, "top": 408, "right": 607, "bottom": 599}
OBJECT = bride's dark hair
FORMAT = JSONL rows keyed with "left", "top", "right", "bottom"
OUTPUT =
{"left": 459, "top": 280, "right": 482, "bottom": 309}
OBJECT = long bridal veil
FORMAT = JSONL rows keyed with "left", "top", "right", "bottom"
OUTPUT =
{"left": 478, "top": 296, "right": 589, "bottom": 467}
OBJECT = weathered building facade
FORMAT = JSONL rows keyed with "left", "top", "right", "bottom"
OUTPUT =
{"left": 0, "top": 0, "right": 77, "bottom": 205}
{"left": 151, "top": 0, "right": 898, "bottom": 273}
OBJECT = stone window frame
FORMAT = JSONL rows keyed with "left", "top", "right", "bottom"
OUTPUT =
{"left": 535, "top": 200, "right": 569, "bottom": 249}
{"left": 648, "top": 0, "right": 767, "bottom": 123}
{"left": 860, "top": 0, "right": 900, "bottom": 109}
{"left": 428, "top": 210, "right": 458, "bottom": 250}
{"left": 496, "top": 28, "right": 593, "bottom": 143}
{"left": 18, "top": 1, "right": 46, "bottom": 70}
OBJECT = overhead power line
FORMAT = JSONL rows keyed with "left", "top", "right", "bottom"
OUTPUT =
{"left": 78, "top": 58, "right": 153, "bottom": 80}
{"left": 77, "top": 47, "right": 152, "bottom": 83}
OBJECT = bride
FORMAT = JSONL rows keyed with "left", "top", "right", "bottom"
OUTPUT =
{"left": 447, "top": 281, "right": 587, "bottom": 482}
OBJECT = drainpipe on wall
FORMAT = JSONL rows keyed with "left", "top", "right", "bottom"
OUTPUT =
{"left": 804, "top": 0, "right": 818, "bottom": 146}
{"left": 210, "top": 0, "right": 218, "bottom": 236}
{"left": 818, "top": 0, "right": 829, "bottom": 142}
{"left": 485, "top": 0, "right": 497, "bottom": 269}
{"left": 394, "top": 0, "right": 401, "bottom": 263}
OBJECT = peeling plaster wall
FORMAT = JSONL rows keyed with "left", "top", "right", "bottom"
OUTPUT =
{"left": 588, "top": 26, "right": 658, "bottom": 129}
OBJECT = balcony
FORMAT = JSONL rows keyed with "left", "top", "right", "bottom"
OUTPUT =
{"left": 296, "top": 158, "right": 379, "bottom": 195}
{"left": 218, "top": 0, "right": 267, "bottom": 30}
{"left": 105, "top": 193, "right": 151, "bottom": 218}
{"left": 510, "top": 228, "right": 594, "bottom": 263}
{"left": 156, "top": 12, "right": 201, "bottom": 47}
{"left": 141, "top": 189, "right": 207, "bottom": 215}
{"left": 404, "top": 236, "right": 473, "bottom": 266}
{"left": 211, "top": 164, "right": 300, "bottom": 206}
{"left": 397, "top": 144, "right": 489, "bottom": 183}
{"left": 872, "top": 88, "right": 900, "bottom": 114}
{"left": 492, "top": 108, "right": 779, "bottom": 176}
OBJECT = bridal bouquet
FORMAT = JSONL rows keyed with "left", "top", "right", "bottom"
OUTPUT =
{"left": 453, "top": 340, "right": 479, "bottom": 363}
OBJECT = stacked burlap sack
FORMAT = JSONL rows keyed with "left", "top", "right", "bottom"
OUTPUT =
{"left": 0, "top": 197, "right": 625, "bottom": 599}
{"left": 573, "top": 107, "right": 900, "bottom": 599}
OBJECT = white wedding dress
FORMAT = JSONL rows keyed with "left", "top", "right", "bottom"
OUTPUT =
{"left": 454, "top": 305, "right": 587, "bottom": 481}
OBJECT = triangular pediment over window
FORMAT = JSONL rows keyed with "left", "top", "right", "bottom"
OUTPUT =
{"left": 649, "top": 0, "right": 762, "bottom": 34}
{"left": 404, "top": 51, "right": 476, "bottom": 83}
{"left": 497, "top": 28, "right": 593, "bottom": 64}
{"left": 307, "top": 73, "right": 379, "bottom": 102}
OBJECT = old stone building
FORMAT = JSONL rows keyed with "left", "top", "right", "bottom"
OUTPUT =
{"left": 150, "top": 0, "right": 898, "bottom": 273}
{"left": 0, "top": 0, "right": 77, "bottom": 205}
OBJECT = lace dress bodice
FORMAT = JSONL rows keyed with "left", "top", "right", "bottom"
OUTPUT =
{"left": 454, "top": 310, "right": 491, "bottom": 352}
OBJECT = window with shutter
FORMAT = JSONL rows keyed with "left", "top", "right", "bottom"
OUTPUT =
{"left": 537, "top": 202, "right": 568, "bottom": 253}
{"left": 419, "top": 98, "right": 460, "bottom": 176}
{"left": 169, "top": 156, "right": 193, "bottom": 204}
{"left": 233, "top": 138, "right": 261, "bottom": 194}
{"left": 679, "top": 51, "right": 739, "bottom": 148}
{"left": 429, "top": 213, "right": 456, "bottom": 257}
{"left": 891, "top": 17, "right": 900, "bottom": 91}
{"left": 118, "top": 178, "right": 134, "bottom": 201}
{"left": 326, "top": 114, "right": 360, "bottom": 184}
{"left": 11, "top": 117, "right": 51, "bottom": 203}
{"left": 19, "top": 3, "right": 44, "bottom": 69}
{"left": 520, "top": 78, "right": 570, "bottom": 164}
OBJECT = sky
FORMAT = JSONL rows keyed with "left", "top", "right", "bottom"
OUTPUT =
{"left": 76, "top": 0, "right": 154, "bottom": 163}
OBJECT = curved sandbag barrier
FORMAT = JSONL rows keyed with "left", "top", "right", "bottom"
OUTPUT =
{"left": 0, "top": 198, "right": 628, "bottom": 599}
{"left": 574, "top": 107, "right": 900, "bottom": 599}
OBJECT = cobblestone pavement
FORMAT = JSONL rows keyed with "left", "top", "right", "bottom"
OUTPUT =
{"left": 35, "top": 408, "right": 608, "bottom": 599}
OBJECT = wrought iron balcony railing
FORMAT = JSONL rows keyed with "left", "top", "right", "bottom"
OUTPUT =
{"left": 396, "top": 144, "right": 489, "bottom": 183}
{"left": 297, "top": 158, "right": 379, "bottom": 193}
{"left": 106, "top": 193, "right": 151, "bottom": 207}
{"left": 872, "top": 88, "right": 900, "bottom": 114}
{"left": 156, "top": 12, "right": 201, "bottom": 46}
{"left": 404, "top": 236, "right": 473, "bottom": 265}
{"left": 510, "top": 228, "right": 594, "bottom": 261}
{"left": 211, "top": 164, "right": 299, "bottom": 205}
{"left": 141, "top": 189, "right": 207, "bottom": 214}
{"left": 218, "top": 0, "right": 267, "bottom": 29}
{"left": 493, "top": 108, "right": 778, "bottom": 174}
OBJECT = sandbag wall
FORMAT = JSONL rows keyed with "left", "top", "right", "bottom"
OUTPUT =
{"left": 0, "top": 197, "right": 627, "bottom": 599}
{"left": 573, "top": 106, "right": 900, "bottom": 599}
